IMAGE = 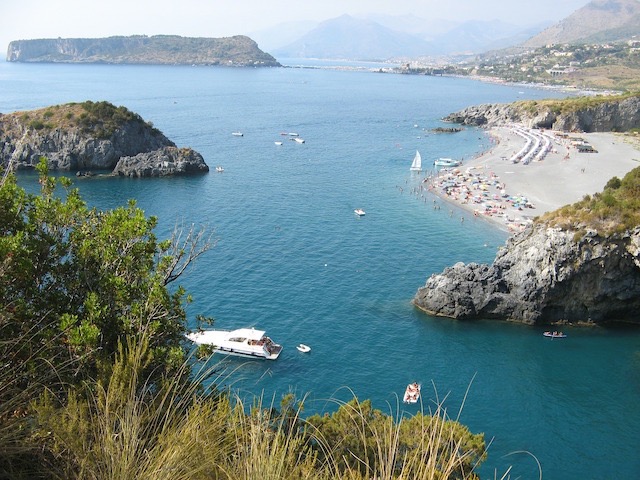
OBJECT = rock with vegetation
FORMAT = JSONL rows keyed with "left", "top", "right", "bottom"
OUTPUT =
{"left": 0, "top": 101, "right": 208, "bottom": 176}
{"left": 113, "top": 146, "right": 208, "bottom": 177}
{"left": 6, "top": 35, "right": 281, "bottom": 67}
{"left": 444, "top": 93, "right": 640, "bottom": 132}
{"left": 413, "top": 169, "right": 640, "bottom": 325}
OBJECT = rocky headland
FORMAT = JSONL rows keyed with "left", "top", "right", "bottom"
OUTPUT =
{"left": 443, "top": 93, "right": 640, "bottom": 132}
{"left": 0, "top": 101, "right": 209, "bottom": 177}
{"left": 415, "top": 94, "right": 640, "bottom": 325}
{"left": 413, "top": 222, "right": 640, "bottom": 325}
{"left": 6, "top": 35, "right": 280, "bottom": 67}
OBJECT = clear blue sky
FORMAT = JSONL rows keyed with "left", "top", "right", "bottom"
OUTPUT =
{"left": 0, "top": 0, "right": 591, "bottom": 56}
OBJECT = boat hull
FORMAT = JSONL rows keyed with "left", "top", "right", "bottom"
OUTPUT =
{"left": 207, "top": 345, "right": 282, "bottom": 360}
{"left": 434, "top": 158, "right": 461, "bottom": 167}
{"left": 543, "top": 332, "right": 567, "bottom": 338}
{"left": 186, "top": 328, "right": 283, "bottom": 360}
{"left": 403, "top": 383, "right": 421, "bottom": 404}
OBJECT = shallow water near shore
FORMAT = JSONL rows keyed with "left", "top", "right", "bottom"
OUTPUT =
{"left": 3, "top": 61, "right": 640, "bottom": 478}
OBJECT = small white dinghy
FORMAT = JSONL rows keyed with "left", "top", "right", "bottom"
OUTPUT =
{"left": 403, "top": 382, "right": 421, "bottom": 404}
{"left": 297, "top": 343, "right": 311, "bottom": 353}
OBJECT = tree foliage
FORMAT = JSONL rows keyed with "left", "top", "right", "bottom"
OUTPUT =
{"left": 539, "top": 165, "right": 640, "bottom": 234}
{"left": 0, "top": 159, "right": 209, "bottom": 397}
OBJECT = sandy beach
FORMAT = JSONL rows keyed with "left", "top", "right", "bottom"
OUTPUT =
{"left": 424, "top": 126, "right": 640, "bottom": 232}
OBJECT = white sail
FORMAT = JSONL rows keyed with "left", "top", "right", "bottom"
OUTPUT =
{"left": 410, "top": 150, "right": 422, "bottom": 171}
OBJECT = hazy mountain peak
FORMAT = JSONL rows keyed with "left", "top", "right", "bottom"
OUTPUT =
{"left": 523, "top": 0, "right": 640, "bottom": 47}
{"left": 272, "top": 14, "right": 432, "bottom": 61}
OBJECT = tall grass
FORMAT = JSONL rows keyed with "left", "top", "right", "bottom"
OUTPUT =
{"left": 36, "top": 334, "right": 233, "bottom": 479}
{"left": 31, "top": 331, "right": 493, "bottom": 480}
{"left": 0, "top": 317, "right": 75, "bottom": 479}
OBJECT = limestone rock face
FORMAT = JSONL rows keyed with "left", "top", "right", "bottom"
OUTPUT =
{"left": 112, "top": 147, "right": 209, "bottom": 177}
{"left": 0, "top": 102, "right": 209, "bottom": 176}
{"left": 1, "top": 120, "right": 172, "bottom": 171}
{"left": 443, "top": 96, "right": 640, "bottom": 132}
{"left": 413, "top": 224, "right": 640, "bottom": 325}
{"left": 6, "top": 35, "right": 281, "bottom": 67}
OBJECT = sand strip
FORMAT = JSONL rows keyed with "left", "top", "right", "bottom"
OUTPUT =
{"left": 424, "top": 126, "right": 640, "bottom": 232}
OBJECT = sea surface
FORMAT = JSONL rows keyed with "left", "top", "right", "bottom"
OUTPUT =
{"left": 2, "top": 60, "right": 639, "bottom": 479}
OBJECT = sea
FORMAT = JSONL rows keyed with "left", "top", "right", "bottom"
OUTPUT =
{"left": 1, "top": 59, "right": 639, "bottom": 479}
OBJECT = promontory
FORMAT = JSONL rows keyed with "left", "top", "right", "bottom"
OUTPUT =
{"left": 414, "top": 93, "right": 640, "bottom": 326}
{"left": 6, "top": 35, "right": 280, "bottom": 67}
{"left": 0, "top": 101, "right": 209, "bottom": 177}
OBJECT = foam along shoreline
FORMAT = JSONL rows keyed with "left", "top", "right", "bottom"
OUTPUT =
{"left": 425, "top": 126, "right": 640, "bottom": 232}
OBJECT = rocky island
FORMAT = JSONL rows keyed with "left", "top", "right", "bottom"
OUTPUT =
{"left": 6, "top": 35, "right": 280, "bottom": 67}
{"left": 414, "top": 93, "right": 640, "bottom": 325}
{"left": 0, "top": 101, "right": 209, "bottom": 177}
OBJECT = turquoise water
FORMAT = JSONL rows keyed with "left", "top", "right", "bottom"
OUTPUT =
{"left": 3, "top": 62, "right": 639, "bottom": 479}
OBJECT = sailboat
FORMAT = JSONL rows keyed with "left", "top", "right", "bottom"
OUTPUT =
{"left": 410, "top": 150, "right": 422, "bottom": 172}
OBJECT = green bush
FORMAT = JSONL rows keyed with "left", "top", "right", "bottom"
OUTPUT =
{"left": 540, "top": 166, "right": 640, "bottom": 234}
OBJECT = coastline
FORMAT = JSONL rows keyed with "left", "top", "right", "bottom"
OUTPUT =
{"left": 422, "top": 126, "right": 640, "bottom": 232}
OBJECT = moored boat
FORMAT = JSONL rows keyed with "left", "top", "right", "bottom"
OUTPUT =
{"left": 354, "top": 208, "right": 366, "bottom": 216}
{"left": 434, "top": 158, "right": 461, "bottom": 167}
{"left": 410, "top": 150, "right": 422, "bottom": 172}
{"left": 215, "top": 166, "right": 224, "bottom": 172}
{"left": 543, "top": 331, "right": 567, "bottom": 338}
{"left": 403, "top": 382, "right": 421, "bottom": 404}
{"left": 232, "top": 132, "right": 243, "bottom": 136}
{"left": 297, "top": 343, "right": 311, "bottom": 353}
{"left": 186, "top": 327, "right": 283, "bottom": 360}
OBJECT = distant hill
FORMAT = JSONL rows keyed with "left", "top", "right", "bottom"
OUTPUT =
{"left": 431, "top": 20, "right": 543, "bottom": 55}
{"left": 360, "top": 14, "right": 458, "bottom": 41}
{"left": 6, "top": 35, "right": 280, "bottom": 66}
{"left": 523, "top": 0, "right": 640, "bottom": 47}
{"left": 271, "top": 14, "right": 547, "bottom": 61}
{"left": 251, "top": 20, "right": 320, "bottom": 53}
{"left": 272, "top": 14, "right": 432, "bottom": 60}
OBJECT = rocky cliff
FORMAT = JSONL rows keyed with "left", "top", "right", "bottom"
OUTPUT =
{"left": 444, "top": 94, "right": 640, "bottom": 132}
{"left": 0, "top": 101, "right": 208, "bottom": 176}
{"left": 112, "top": 147, "right": 209, "bottom": 177}
{"left": 6, "top": 35, "right": 280, "bottom": 67}
{"left": 413, "top": 224, "right": 640, "bottom": 325}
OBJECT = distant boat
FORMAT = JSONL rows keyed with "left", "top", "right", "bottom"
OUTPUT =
{"left": 215, "top": 166, "right": 224, "bottom": 172}
{"left": 410, "top": 150, "right": 422, "bottom": 172}
{"left": 434, "top": 158, "right": 461, "bottom": 167}
{"left": 274, "top": 141, "right": 283, "bottom": 146}
{"left": 292, "top": 137, "right": 305, "bottom": 144}
{"left": 288, "top": 132, "right": 299, "bottom": 137}
{"left": 297, "top": 343, "right": 311, "bottom": 353}
{"left": 543, "top": 331, "right": 567, "bottom": 338}
{"left": 232, "top": 132, "right": 243, "bottom": 136}
{"left": 354, "top": 208, "right": 366, "bottom": 216}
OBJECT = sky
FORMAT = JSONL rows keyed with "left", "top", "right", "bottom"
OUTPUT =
{"left": 0, "top": 0, "right": 591, "bottom": 57}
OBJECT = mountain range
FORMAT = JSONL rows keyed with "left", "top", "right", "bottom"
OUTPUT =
{"left": 252, "top": 0, "right": 640, "bottom": 61}
{"left": 523, "top": 0, "right": 640, "bottom": 47}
